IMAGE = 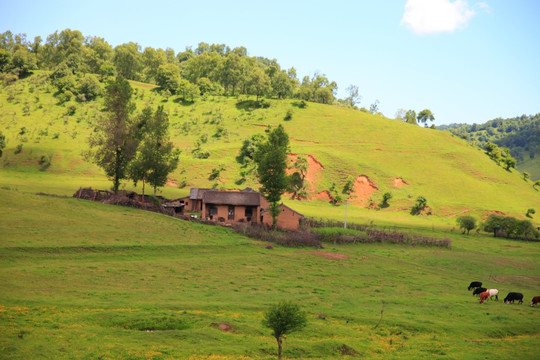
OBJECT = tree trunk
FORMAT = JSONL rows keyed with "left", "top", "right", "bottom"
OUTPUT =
{"left": 142, "top": 179, "right": 145, "bottom": 207}
{"left": 114, "top": 149, "right": 121, "bottom": 193}
{"left": 153, "top": 185, "right": 157, "bottom": 197}
{"left": 276, "top": 337, "right": 282, "bottom": 360}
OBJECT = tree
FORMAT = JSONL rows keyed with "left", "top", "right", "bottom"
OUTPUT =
{"left": 523, "top": 172, "right": 530, "bottom": 181}
{"left": 345, "top": 84, "right": 361, "bottom": 107}
{"left": 534, "top": 180, "right": 540, "bottom": 191}
{"left": 254, "top": 125, "right": 290, "bottom": 228}
{"left": 248, "top": 66, "right": 271, "bottom": 102}
{"left": 129, "top": 106, "right": 179, "bottom": 198}
{"left": 526, "top": 208, "right": 535, "bottom": 218}
{"left": 78, "top": 74, "right": 102, "bottom": 101}
{"left": 379, "top": 192, "right": 392, "bottom": 208}
{"left": 404, "top": 109, "right": 417, "bottom": 125}
{"left": 156, "top": 63, "right": 181, "bottom": 93}
{"left": 369, "top": 99, "right": 379, "bottom": 114}
{"left": 87, "top": 76, "right": 139, "bottom": 192}
{"left": 262, "top": 302, "right": 307, "bottom": 360}
{"left": 113, "top": 42, "right": 143, "bottom": 80}
{"left": 342, "top": 175, "right": 355, "bottom": 198}
{"left": 411, "top": 196, "right": 427, "bottom": 215}
{"left": 0, "top": 131, "right": 6, "bottom": 158}
{"left": 457, "top": 215, "right": 476, "bottom": 234}
{"left": 288, "top": 155, "right": 309, "bottom": 200}
{"left": 417, "top": 109, "right": 435, "bottom": 126}
{"left": 503, "top": 156, "right": 516, "bottom": 171}
{"left": 271, "top": 70, "right": 293, "bottom": 99}
{"left": 395, "top": 108, "right": 406, "bottom": 121}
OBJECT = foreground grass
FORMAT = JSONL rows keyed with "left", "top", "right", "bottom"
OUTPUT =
{"left": 1, "top": 189, "right": 539, "bottom": 359}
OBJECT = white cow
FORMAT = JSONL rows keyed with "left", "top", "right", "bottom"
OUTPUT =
{"left": 487, "top": 289, "right": 499, "bottom": 301}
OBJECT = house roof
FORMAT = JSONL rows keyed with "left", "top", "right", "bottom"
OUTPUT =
{"left": 190, "top": 188, "right": 212, "bottom": 200}
{"left": 202, "top": 190, "right": 261, "bottom": 206}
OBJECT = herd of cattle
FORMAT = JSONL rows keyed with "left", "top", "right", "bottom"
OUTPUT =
{"left": 468, "top": 281, "right": 540, "bottom": 306}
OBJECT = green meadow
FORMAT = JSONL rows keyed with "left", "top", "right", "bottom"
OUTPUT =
{"left": 1, "top": 73, "right": 540, "bottom": 359}
{"left": 1, "top": 189, "right": 539, "bottom": 359}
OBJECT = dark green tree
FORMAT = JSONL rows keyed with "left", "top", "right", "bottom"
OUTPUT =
{"left": 0, "top": 130, "right": 6, "bottom": 158}
{"left": 411, "top": 196, "right": 427, "bottom": 215}
{"left": 457, "top": 215, "right": 476, "bottom": 234}
{"left": 129, "top": 106, "right": 179, "bottom": 198}
{"left": 526, "top": 208, "right": 535, "bottom": 218}
{"left": 379, "top": 192, "right": 392, "bottom": 208}
{"left": 87, "top": 76, "right": 139, "bottom": 192}
{"left": 262, "top": 302, "right": 307, "bottom": 360}
{"left": 254, "top": 125, "right": 290, "bottom": 228}
{"left": 417, "top": 109, "right": 435, "bottom": 126}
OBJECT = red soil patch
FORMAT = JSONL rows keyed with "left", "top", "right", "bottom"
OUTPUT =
{"left": 211, "top": 323, "right": 233, "bottom": 331}
{"left": 393, "top": 177, "right": 408, "bottom": 188}
{"left": 287, "top": 154, "right": 324, "bottom": 193}
{"left": 349, "top": 175, "right": 378, "bottom": 205}
{"left": 166, "top": 179, "right": 178, "bottom": 187}
{"left": 314, "top": 190, "right": 333, "bottom": 202}
{"left": 301, "top": 251, "right": 349, "bottom": 260}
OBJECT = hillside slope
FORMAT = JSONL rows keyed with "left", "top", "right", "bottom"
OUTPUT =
{"left": 1, "top": 73, "right": 538, "bottom": 225}
{"left": 439, "top": 114, "right": 540, "bottom": 179}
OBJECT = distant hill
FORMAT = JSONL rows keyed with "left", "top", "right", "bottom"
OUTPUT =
{"left": 1, "top": 72, "right": 538, "bottom": 226}
{"left": 439, "top": 114, "right": 540, "bottom": 179}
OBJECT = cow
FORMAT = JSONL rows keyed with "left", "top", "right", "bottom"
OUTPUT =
{"left": 479, "top": 291, "right": 490, "bottom": 304}
{"left": 530, "top": 296, "right": 540, "bottom": 307}
{"left": 487, "top": 289, "right": 499, "bottom": 301}
{"left": 472, "top": 287, "right": 487, "bottom": 296}
{"left": 504, "top": 292, "right": 523, "bottom": 304}
{"left": 468, "top": 281, "right": 482, "bottom": 291}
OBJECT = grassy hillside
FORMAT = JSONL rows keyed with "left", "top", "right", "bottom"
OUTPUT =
{"left": 439, "top": 115, "right": 540, "bottom": 180}
{"left": 1, "top": 72, "right": 539, "bottom": 228}
{"left": 1, "top": 188, "right": 539, "bottom": 359}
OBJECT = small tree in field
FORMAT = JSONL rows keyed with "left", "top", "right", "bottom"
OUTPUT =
{"left": 457, "top": 215, "right": 476, "bottom": 234}
{"left": 410, "top": 196, "right": 427, "bottom": 215}
{"left": 262, "top": 302, "right": 307, "bottom": 360}
{"left": 379, "top": 192, "right": 392, "bottom": 208}
{"left": 526, "top": 208, "right": 535, "bottom": 218}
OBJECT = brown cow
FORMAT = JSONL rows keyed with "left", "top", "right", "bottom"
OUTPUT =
{"left": 530, "top": 296, "right": 540, "bottom": 307}
{"left": 479, "top": 291, "right": 490, "bottom": 304}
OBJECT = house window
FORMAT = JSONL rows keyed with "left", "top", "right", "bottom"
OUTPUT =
{"left": 228, "top": 206, "right": 235, "bottom": 220}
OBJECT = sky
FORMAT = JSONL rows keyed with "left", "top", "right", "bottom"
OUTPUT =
{"left": 1, "top": 0, "right": 539, "bottom": 125}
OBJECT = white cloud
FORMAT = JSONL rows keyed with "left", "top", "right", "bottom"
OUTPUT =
{"left": 401, "top": 0, "right": 476, "bottom": 35}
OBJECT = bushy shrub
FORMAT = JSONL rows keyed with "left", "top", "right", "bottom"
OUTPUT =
{"left": 456, "top": 215, "right": 476, "bottom": 234}
{"left": 483, "top": 214, "right": 539, "bottom": 240}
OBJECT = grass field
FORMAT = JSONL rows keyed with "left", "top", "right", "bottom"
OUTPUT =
{"left": 1, "top": 188, "right": 539, "bottom": 359}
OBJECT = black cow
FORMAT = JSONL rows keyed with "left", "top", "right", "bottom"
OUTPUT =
{"left": 472, "top": 287, "right": 487, "bottom": 296}
{"left": 468, "top": 281, "right": 482, "bottom": 291}
{"left": 504, "top": 292, "right": 523, "bottom": 304}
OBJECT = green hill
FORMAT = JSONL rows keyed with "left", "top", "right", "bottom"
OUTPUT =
{"left": 1, "top": 72, "right": 539, "bottom": 229}
{"left": 439, "top": 114, "right": 540, "bottom": 180}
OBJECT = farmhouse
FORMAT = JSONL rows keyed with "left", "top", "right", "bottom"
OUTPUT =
{"left": 183, "top": 188, "right": 304, "bottom": 230}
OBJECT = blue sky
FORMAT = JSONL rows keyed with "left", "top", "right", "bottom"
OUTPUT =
{"left": 1, "top": 0, "right": 539, "bottom": 125}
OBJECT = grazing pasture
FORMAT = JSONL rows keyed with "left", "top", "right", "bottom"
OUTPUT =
{"left": 1, "top": 189, "right": 539, "bottom": 359}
